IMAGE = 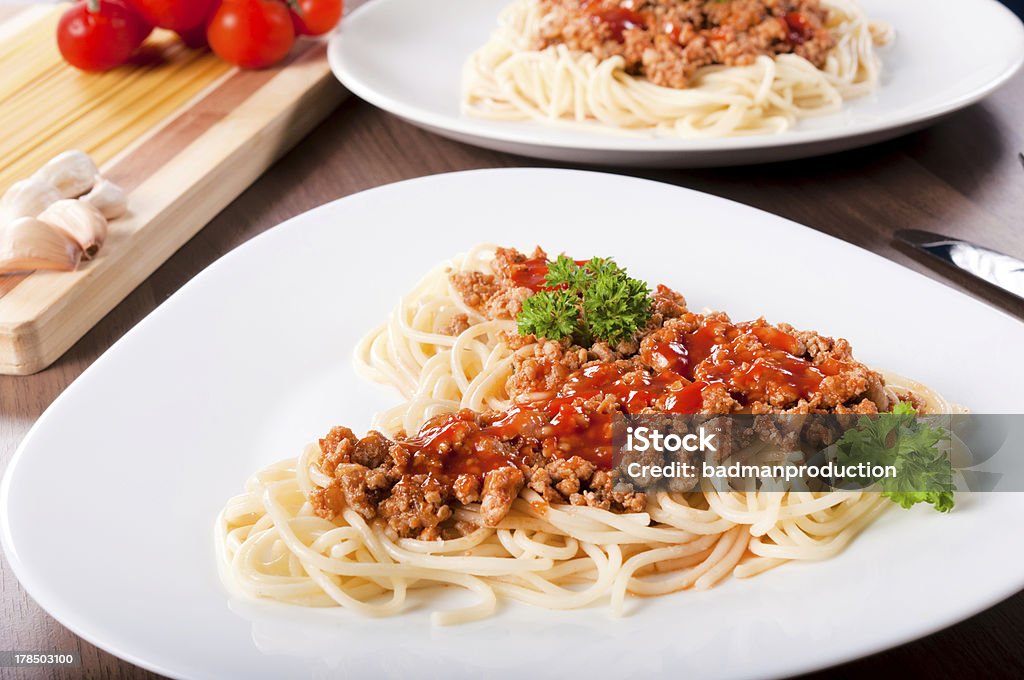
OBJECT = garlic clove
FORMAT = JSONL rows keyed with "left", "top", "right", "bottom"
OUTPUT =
{"left": 33, "top": 150, "right": 99, "bottom": 199}
{"left": 37, "top": 199, "right": 108, "bottom": 260}
{"left": 0, "top": 176, "right": 62, "bottom": 221}
{"left": 0, "top": 217, "right": 83, "bottom": 274}
{"left": 81, "top": 176, "right": 127, "bottom": 220}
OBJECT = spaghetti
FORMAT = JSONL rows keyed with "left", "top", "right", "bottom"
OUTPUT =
{"left": 0, "top": 6, "right": 232, "bottom": 195}
{"left": 217, "top": 245, "right": 953, "bottom": 624}
{"left": 461, "top": 0, "right": 893, "bottom": 138}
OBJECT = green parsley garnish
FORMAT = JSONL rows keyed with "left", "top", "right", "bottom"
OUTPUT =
{"left": 835, "top": 401, "right": 955, "bottom": 512}
{"left": 516, "top": 255, "right": 651, "bottom": 346}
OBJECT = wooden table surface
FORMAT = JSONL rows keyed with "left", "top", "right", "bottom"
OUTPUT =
{"left": 2, "top": 12, "right": 1024, "bottom": 679}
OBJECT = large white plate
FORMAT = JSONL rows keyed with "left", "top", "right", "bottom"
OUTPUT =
{"left": 3, "top": 169, "right": 1024, "bottom": 680}
{"left": 328, "top": 0, "right": 1024, "bottom": 167}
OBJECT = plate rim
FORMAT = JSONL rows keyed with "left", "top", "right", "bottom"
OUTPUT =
{"left": 4, "top": 167, "right": 1024, "bottom": 679}
{"left": 328, "top": 0, "right": 1024, "bottom": 154}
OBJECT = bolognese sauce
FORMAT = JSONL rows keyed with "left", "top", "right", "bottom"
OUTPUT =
{"left": 534, "top": 0, "right": 836, "bottom": 89}
{"left": 311, "top": 246, "right": 890, "bottom": 543}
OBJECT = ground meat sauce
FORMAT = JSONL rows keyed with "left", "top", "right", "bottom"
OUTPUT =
{"left": 311, "top": 246, "right": 890, "bottom": 540}
{"left": 534, "top": 0, "right": 836, "bottom": 89}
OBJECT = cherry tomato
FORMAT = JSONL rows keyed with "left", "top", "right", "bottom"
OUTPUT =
{"left": 207, "top": 0, "right": 295, "bottom": 69}
{"left": 57, "top": 0, "right": 152, "bottom": 71}
{"left": 125, "top": 0, "right": 215, "bottom": 32}
{"left": 289, "top": 0, "right": 342, "bottom": 37}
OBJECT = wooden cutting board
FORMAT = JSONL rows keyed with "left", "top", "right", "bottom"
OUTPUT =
{"left": 0, "top": 4, "right": 347, "bottom": 375}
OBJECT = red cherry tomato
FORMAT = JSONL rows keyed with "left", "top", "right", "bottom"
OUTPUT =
{"left": 57, "top": 0, "right": 152, "bottom": 71}
{"left": 207, "top": 0, "right": 295, "bottom": 69}
{"left": 125, "top": 0, "right": 216, "bottom": 32}
{"left": 289, "top": 0, "right": 342, "bottom": 37}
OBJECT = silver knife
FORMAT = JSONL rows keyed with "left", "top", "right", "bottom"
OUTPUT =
{"left": 895, "top": 229, "right": 1024, "bottom": 301}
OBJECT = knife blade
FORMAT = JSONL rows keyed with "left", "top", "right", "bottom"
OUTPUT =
{"left": 895, "top": 229, "right": 1024, "bottom": 301}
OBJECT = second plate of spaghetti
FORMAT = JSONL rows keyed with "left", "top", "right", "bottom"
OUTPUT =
{"left": 329, "top": 0, "right": 1024, "bottom": 166}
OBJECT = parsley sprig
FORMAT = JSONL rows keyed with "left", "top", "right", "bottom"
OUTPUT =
{"left": 516, "top": 256, "right": 651, "bottom": 346}
{"left": 835, "top": 402, "right": 955, "bottom": 512}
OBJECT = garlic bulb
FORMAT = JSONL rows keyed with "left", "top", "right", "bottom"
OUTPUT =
{"left": 34, "top": 150, "right": 98, "bottom": 199}
{"left": 0, "top": 217, "right": 83, "bottom": 274}
{"left": 0, "top": 177, "right": 61, "bottom": 222}
{"left": 0, "top": 150, "right": 126, "bottom": 275}
{"left": 82, "top": 177, "right": 127, "bottom": 219}
{"left": 38, "top": 199, "right": 108, "bottom": 260}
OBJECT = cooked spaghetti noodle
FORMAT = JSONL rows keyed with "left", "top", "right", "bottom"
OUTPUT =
{"left": 217, "top": 245, "right": 953, "bottom": 624}
{"left": 461, "top": 0, "right": 893, "bottom": 137}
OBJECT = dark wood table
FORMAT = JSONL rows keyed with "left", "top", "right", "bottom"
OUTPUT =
{"left": 2, "top": 43, "right": 1023, "bottom": 680}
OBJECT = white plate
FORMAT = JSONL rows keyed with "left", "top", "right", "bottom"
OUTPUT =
{"left": 328, "top": 0, "right": 1024, "bottom": 167}
{"left": 3, "top": 169, "right": 1024, "bottom": 680}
